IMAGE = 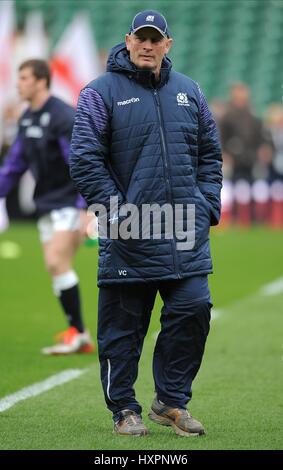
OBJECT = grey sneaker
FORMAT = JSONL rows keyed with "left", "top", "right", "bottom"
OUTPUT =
{"left": 148, "top": 397, "right": 205, "bottom": 437}
{"left": 113, "top": 409, "right": 149, "bottom": 436}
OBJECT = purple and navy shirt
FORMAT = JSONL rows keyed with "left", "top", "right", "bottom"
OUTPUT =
{"left": 0, "top": 95, "right": 85, "bottom": 217}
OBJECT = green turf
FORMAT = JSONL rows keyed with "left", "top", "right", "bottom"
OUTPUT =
{"left": 0, "top": 223, "right": 283, "bottom": 449}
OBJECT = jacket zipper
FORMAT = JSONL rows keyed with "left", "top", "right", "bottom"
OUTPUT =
{"left": 152, "top": 89, "right": 180, "bottom": 277}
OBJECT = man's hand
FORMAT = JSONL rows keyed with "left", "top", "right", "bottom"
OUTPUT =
{"left": 80, "top": 209, "right": 98, "bottom": 242}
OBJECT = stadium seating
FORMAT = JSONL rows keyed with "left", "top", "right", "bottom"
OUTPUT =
{"left": 15, "top": 0, "right": 283, "bottom": 114}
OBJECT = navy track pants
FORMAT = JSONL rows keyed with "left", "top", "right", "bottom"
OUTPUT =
{"left": 98, "top": 275, "right": 212, "bottom": 416}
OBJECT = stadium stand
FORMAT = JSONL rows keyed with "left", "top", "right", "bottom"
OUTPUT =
{"left": 14, "top": 0, "right": 283, "bottom": 114}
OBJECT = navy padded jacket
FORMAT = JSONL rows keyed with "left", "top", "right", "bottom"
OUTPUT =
{"left": 70, "top": 43, "right": 222, "bottom": 286}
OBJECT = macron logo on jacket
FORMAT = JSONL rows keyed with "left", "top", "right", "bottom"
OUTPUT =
{"left": 117, "top": 97, "right": 140, "bottom": 106}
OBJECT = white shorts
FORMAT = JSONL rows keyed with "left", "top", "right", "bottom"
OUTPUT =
{"left": 37, "top": 207, "right": 81, "bottom": 243}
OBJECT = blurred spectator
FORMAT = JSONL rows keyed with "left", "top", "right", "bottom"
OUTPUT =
{"left": 0, "top": 101, "right": 35, "bottom": 221}
{"left": 209, "top": 99, "right": 229, "bottom": 177}
{"left": 209, "top": 98, "right": 228, "bottom": 128}
{"left": 0, "top": 102, "right": 22, "bottom": 232}
{"left": 0, "top": 101, "right": 23, "bottom": 158}
{"left": 220, "top": 82, "right": 273, "bottom": 181}
{"left": 265, "top": 104, "right": 283, "bottom": 180}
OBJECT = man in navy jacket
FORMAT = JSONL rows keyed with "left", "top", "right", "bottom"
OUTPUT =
{"left": 70, "top": 10, "right": 222, "bottom": 436}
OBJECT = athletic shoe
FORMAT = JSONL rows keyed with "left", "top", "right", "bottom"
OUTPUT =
{"left": 41, "top": 326, "right": 95, "bottom": 355}
{"left": 113, "top": 410, "right": 149, "bottom": 436}
{"left": 148, "top": 396, "right": 205, "bottom": 437}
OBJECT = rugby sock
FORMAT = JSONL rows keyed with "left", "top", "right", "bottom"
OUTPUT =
{"left": 52, "top": 271, "right": 84, "bottom": 333}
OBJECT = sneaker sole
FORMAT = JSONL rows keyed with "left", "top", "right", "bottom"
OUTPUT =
{"left": 148, "top": 410, "right": 204, "bottom": 437}
{"left": 113, "top": 429, "right": 150, "bottom": 437}
{"left": 41, "top": 344, "right": 95, "bottom": 355}
{"left": 78, "top": 343, "right": 95, "bottom": 353}
{"left": 41, "top": 350, "right": 77, "bottom": 356}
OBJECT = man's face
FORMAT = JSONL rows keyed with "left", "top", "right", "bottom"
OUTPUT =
{"left": 125, "top": 27, "right": 172, "bottom": 76}
{"left": 17, "top": 67, "right": 40, "bottom": 102}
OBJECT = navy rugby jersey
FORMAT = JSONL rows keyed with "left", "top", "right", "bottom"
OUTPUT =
{"left": 0, "top": 96, "right": 85, "bottom": 216}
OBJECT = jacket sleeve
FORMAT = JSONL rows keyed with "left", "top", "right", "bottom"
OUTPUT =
{"left": 197, "top": 85, "right": 223, "bottom": 225}
{"left": 0, "top": 136, "right": 28, "bottom": 198}
{"left": 69, "top": 87, "right": 125, "bottom": 212}
{"left": 55, "top": 105, "right": 87, "bottom": 209}
{"left": 56, "top": 104, "right": 75, "bottom": 165}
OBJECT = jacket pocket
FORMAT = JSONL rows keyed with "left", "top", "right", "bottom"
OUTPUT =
{"left": 111, "top": 238, "right": 161, "bottom": 269}
{"left": 195, "top": 186, "right": 211, "bottom": 217}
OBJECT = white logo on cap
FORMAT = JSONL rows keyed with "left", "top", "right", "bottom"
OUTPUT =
{"left": 176, "top": 93, "right": 190, "bottom": 107}
{"left": 146, "top": 15, "right": 154, "bottom": 21}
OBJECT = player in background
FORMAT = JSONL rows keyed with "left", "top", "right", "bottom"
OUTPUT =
{"left": 0, "top": 59, "right": 94, "bottom": 355}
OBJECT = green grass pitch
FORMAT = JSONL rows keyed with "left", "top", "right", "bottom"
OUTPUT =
{"left": 0, "top": 223, "right": 282, "bottom": 450}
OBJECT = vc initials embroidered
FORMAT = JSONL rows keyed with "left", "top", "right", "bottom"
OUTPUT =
{"left": 118, "top": 270, "right": 128, "bottom": 276}
{"left": 177, "top": 93, "right": 190, "bottom": 107}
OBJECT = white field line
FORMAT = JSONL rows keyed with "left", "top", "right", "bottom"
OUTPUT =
{"left": 211, "top": 308, "right": 222, "bottom": 320}
{"left": 0, "top": 368, "right": 88, "bottom": 413}
{"left": 260, "top": 277, "right": 283, "bottom": 296}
